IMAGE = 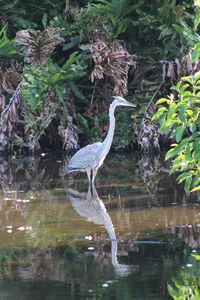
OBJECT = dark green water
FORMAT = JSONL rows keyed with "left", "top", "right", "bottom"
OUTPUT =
{"left": 0, "top": 153, "right": 199, "bottom": 300}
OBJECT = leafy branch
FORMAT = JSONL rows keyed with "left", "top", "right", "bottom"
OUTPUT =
{"left": 153, "top": 73, "right": 200, "bottom": 193}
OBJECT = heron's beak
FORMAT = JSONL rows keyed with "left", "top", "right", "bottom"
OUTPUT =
{"left": 124, "top": 100, "right": 137, "bottom": 108}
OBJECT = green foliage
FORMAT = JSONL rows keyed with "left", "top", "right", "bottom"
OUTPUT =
{"left": 130, "top": 0, "right": 191, "bottom": 59}
{"left": 82, "top": 0, "right": 143, "bottom": 40}
{"left": 168, "top": 252, "right": 200, "bottom": 300}
{"left": 0, "top": 0, "right": 65, "bottom": 34}
{"left": 22, "top": 52, "right": 86, "bottom": 111}
{"left": 77, "top": 113, "right": 100, "bottom": 143}
{"left": 113, "top": 110, "right": 134, "bottom": 150}
{"left": 0, "top": 26, "right": 17, "bottom": 59}
{"left": 21, "top": 52, "right": 86, "bottom": 143}
{"left": 0, "top": 0, "right": 197, "bottom": 152}
{"left": 191, "top": 5, "right": 200, "bottom": 62}
{"left": 175, "top": 0, "right": 200, "bottom": 42}
{"left": 153, "top": 73, "right": 200, "bottom": 192}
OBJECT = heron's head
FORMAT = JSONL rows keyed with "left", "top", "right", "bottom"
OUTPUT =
{"left": 112, "top": 96, "right": 136, "bottom": 108}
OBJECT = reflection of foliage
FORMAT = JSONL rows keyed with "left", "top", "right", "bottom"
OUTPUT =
{"left": 0, "top": 248, "right": 26, "bottom": 279}
{"left": 168, "top": 252, "right": 200, "bottom": 300}
{"left": 0, "top": 156, "right": 62, "bottom": 196}
{"left": 25, "top": 208, "right": 69, "bottom": 248}
{"left": 0, "top": 154, "right": 199, "bottom": 298}
{"left": 138, "top": 154, "right": 167, "bottom": 196}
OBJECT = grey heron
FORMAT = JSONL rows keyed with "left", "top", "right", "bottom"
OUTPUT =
{"left": 65, "top": 96, "right": 136, "bottom": 184}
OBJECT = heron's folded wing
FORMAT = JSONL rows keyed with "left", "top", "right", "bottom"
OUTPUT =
{"left": 66, "top": 142, "right": 102, "bottom": 172}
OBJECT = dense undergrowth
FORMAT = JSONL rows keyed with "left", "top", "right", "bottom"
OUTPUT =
{"left": 0, "top": 0, "right": 200, "bottom": 192}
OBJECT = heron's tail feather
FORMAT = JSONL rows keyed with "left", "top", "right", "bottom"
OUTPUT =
{"left": 65, "top": 166, "right": 79, "bottom": 175}
{"left": 65, "top": 166, "right": 73, "bottom": 175}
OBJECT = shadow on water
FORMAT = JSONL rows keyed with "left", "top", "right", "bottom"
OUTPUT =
{"left": 0, "top": 153, "right": 199, "bottom": 299}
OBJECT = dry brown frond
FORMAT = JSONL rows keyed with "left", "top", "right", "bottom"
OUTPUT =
{"left": 137, "top": 109, "right": 160, "bottom": 153}
{"left": 15, "top": 28, "right": 64, "bottom": 66}
{"left": 89, "top": 40, "right": 136, "bottom": 96}
{"left": 162, "top": 51, "right": 200, "bottom": 85}
{"left": 0, "top": 83, "right": 23, "bottom": 152}
{"left": 24, "top": 125, "right": 40, "bottom": 153}
{"left": 58, "top": 116, "right": 79, "bottom": 151}
{"left": 0, "top": 59, "right": 22, "bottom": 99}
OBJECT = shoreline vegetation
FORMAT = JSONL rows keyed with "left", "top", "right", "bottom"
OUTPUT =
{"left": 0, "top": 0, "right": 200, "bottom": 191}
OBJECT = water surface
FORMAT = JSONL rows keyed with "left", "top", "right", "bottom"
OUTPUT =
{"left": 0, "top": 154, "right": 199, "bottom": 299}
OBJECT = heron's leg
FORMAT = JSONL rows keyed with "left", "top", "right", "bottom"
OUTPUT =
{"left": 86, "top": 169, "right": 91, "bottom": 184}
{"left": 92, "top": 169, "right": 97, "bottom": 186}
{"left": 91, "top": 169, "right": 97, "bottom": 195}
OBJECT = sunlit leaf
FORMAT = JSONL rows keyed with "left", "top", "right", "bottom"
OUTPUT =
{"left": 174, "top": 126, "right": 185, "bottom": 143}
{"left": 190, "top": 185, "right": 200, "bottom": 192}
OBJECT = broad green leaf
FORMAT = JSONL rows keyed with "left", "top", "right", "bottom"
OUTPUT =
{"left": 190, "top": 125, "right": 197, "bottom": 133}
{"left": 178, "top": 105, "right": 185, "bottom": 123}
{"left": 69, "top": 81, "right": 88, "bottom": 103}
{"left": 192, "top": 49, "right": 200, "bottom": 63}
{"left": 177, "top": 172, "right": 190, "bottom": 183}
{"left": 174, "top": 126, "right": 185, "bottom": 143}
{"left": 185, "top": 144, "right": 191, "bottom": 161}
{"left": 193, "top": 141, "right": 200, "bottom": 151}
{"left": 167, "top": 102, "right": 177, "bottom": 119}
{"left": 190, "top": 185, "right": 200, "bottom": 192}
{"left": 153, "top": 65, "right": 200, "bottom": 193}
{"left": 165, "top": 147, "right": 180, "bottom": 160}
{"left": 151, "top": 108, "right": 167, "bottom": 121}
{"left": 49, "top": 73, "right": 62, "bottom": 84}
{"left": 192, "top": 42, "right": 200, "bottom": 62}
{"left": 62, "top": 52, "right": 79, "bottom": 70}
{"left": 156, "top": 98, "right": 168, "bottom": 105}
{"left": 185, "top": 109, "right": 193, "bottom": 116}
{"left": 165, "top": 140, "right": 189, "bottom": 160}
{"left": 191, "top": 253, "right": 200, "bottom": 261}
{"left": 184, "top": 176, "right": 192, "bottom": 193}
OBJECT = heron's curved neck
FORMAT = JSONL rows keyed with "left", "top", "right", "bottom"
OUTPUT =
{"left": 97, "top": 194, "right": 118, "bottom": 266}
{"left": 102, "top": 104, "right": 116, "bottom": 152}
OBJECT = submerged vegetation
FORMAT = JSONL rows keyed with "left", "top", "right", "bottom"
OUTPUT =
{"left": 0, "top": 0, "right": 200, "bottom": 190}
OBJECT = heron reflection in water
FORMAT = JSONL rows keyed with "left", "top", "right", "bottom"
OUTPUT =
{"left": 67, "top": 184, "right": 132, "bottom": 277}
{"left": 65, "top": 97, "right": 136, "bottom": 185}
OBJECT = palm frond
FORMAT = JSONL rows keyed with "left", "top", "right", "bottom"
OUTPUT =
{"left": 89, "top": 40, "right": 136, "bottom": 96}
{"left": 15, "top": 27, "right": 64, "bottom": 66}
{"left": 0, "top": 83, "right": 23, "bottom": 152}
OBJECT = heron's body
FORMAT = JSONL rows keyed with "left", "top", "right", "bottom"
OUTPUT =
{"left": 67, "top": 142, "right": 102, "bottom": 171}
{"left": 65, "top": 97, "right": 136, "bottom": 183}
